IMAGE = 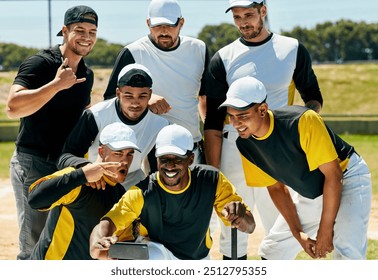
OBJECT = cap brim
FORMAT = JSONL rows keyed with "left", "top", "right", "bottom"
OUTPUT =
{"left": 106, "top": 142, "right": 141, "bottom": 152}
{"left": 155, "top": 146, "right": 187, "bottom": 157}
{"left": 218, "top": 97, "right": 252, "bottom": 109}
{"left": 225, "top": 1, "right": 259, "bottom": 13}
{"left": 149, "top": 17, "right": 179, "bottom": 27}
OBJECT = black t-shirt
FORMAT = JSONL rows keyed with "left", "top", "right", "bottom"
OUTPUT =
{"left": 13, "top": 45, "right": 94, "bottom": 158}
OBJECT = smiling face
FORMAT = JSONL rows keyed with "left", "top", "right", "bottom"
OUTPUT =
{"left": 116, "top": 86, "right": 152, "bottom": 121}
{"left": 99, "top": 145, "right": 135, "bottom": 184}
{"left": 157, "top": 153, "right": 194, "bottom": 190}
{"left": 63, "top": 20, "right": 97, "bottom": 56}
{"left": 227, "top": 103, "right": 269, "bottom": 139}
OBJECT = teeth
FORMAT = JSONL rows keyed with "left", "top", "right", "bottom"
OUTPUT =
{"left": 165, "top": 172, "right": 177, "bottom": 178}
{"left": 238, "top": 127, "right": 247, "bottom": 132}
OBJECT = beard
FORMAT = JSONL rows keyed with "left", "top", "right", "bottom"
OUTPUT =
{"left": 239, "top": 18, "right": 264, "bottom": 40}
{"left": 155, "top": 35, "right": 177, "bottom": 50}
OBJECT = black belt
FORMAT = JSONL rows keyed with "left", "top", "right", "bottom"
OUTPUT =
{"left": 16, "top": 146, "right": 59, "bottom": 162}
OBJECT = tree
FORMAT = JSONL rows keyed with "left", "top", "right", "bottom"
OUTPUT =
{"left": 198, "top": 23, "right": 240, "bottom": 58}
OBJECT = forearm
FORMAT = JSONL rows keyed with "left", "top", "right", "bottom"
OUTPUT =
{"left": 204, "top": 129, "right": 222, "bottom": 168}
{"left": 267, "top": 183, "right": 304, "bottom": 240}
{"left": 28, "top": 168, "right": 86, "bottom": 209}
{"left": 7, "top": 83, "right": 61, "bottom": 118}
{"left": 90, "top": 219, "right": 116, "bottom": 259}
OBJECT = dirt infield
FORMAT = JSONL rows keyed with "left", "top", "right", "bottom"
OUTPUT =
{"left": 0, "top": 178, "right": 376, "bottom": 260}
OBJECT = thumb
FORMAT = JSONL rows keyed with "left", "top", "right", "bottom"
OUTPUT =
{"left": 110, "top": 235, "right": 119, "bottom": 244}
{"left": 75, "top": 77, "right": 87, "bottom": 84}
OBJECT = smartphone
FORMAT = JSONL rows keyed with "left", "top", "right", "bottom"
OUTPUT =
{"left": 108, "top": 242, "right": 149, "bottom": 260}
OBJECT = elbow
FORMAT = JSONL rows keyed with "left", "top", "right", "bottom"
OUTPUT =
{"left": 6, "top": 105, "right": 19, "bottom": 119}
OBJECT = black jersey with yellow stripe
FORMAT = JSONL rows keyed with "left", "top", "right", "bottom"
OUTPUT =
{"left": 106, "top": 164, "right": 244, "bottom": 259}
{"left": 28, "top": 167, "right": 126, "bottom": 259}
{"left": 237, "top": 106, "right": 354, "bottom": 199}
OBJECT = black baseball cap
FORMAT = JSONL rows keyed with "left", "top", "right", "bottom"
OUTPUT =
{"left": 57, "top": 5, "right": 98, "bottom": 36}
{"left": 117, "top": 64, "right": 153, "bottom": 88}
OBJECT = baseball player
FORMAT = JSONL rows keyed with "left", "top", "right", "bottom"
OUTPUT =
{"left": 28, "top": 123, "right": 140, "bottom": 259}
{"left": 204, "top": 0, "right": 323, "bottom": 259}
{"left": 89, "top": 124, "right": 256, "bottom": 260}
{"left": 58, "top": 63, "right": 169, "bottom": 190}
{"left": 220, "top": 76, "right": 372, "bottom": 259}
{"left": 103, "top": 0, "right": 210, "bottom": 165}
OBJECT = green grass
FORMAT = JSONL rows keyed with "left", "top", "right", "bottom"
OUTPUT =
{"left": 0, "top": 142, "right": 14, "bottom": 178}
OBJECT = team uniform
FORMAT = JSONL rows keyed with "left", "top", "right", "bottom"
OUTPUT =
{"left": 58, "top": 97, "right": 169, "bottom": 189}
{"left": 10, "top": 45, "right": 94, "bottom": 259}
{"left": 104, "top": 165, "right": 246, "bottom": 260}
{"left": 237, "top": 106, "right": 371, "bottom": 259}
{"left": 103, "top": 35, "right": 210, "bottom": 161}
{"left": 204, "top": 33, "right": 323, "bottom": 257}
{"left": 28, "top": 167, "right": 126, "bottom": 260}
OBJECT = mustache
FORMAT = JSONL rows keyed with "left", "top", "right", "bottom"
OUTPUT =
{"left": 158, "top": 35, "right": 172, "bottom": 39}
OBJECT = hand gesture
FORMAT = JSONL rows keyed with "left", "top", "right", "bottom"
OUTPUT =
{"left": 54, "top": 58, "right": 86, "bottom": 91}
{"left": 82, "top": 162, "right": 121, "bottom": 190}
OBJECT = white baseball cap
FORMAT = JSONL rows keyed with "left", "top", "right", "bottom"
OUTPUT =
{"left": 148, "top": 0, "right": 182, "bottom": 27}
{"left": 155, "top": 124, "right": 193, "bottom": 157}
{"left": 225, "top": 0, "right": 264, "bottom": 13}
{"left": 100, "top": 123, "right": 141, "bottom": 152}
{"left": 219, "top": 76, "right": 267, "bottom": 110}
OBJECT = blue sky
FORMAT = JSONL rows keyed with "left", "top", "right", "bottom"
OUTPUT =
{"left": 0, "top": 0, "right": 377, "bottom": 49}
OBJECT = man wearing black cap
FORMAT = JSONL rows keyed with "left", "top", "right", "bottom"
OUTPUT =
{"left": 102, "top": 0, "right": 210, "bottom": 165}
{"left": 6, "top": 5, "right": 98, "bottom": 260}
{"left": 204, "top": 0, "right": 324, "bottom": 259}
{"left": 58, "top": 64, "right": 169, "bottom": 190}
{"left": 28, "top": 123, "right": 140, "bottom": 259}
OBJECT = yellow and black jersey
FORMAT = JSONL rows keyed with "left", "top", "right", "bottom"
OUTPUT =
{"left": 237, "top": 106, "right": 354, "bottom": 199}
{"left": 104, "top": 164, "right": 246, "bottom": 260}
{"left": 28, "top": 167, "right": 125, "bottom": 259}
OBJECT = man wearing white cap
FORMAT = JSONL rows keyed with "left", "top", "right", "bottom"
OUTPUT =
{"left": 204, "top": 0, "right": 324, "bottom": 259}
{"left": 103, "top": 0, "right": 210, "bottom": 165}
{"left": 89, "top": 124, "right": 256, "bottom": 260}
{"left": 28, "top": 123, "right": 140, "bottom": 259}
{"left": 58, "top": 63, "right": 169, "bottom": 190}
{"left": 219, "top": 76, "right": 371, "bottom": 259}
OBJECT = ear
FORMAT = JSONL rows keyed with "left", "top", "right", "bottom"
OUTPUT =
{"left": 187, "top": 152, "right": 195, "bottom": 166}
{"left": 258, "top": 103, "right": 268, "bottom": 117}
{"left": 260, "top": 5, "right": 267, "bottom": 18}
{"left": 62, "top": 25, "right": 69, "bottom": 37}
{"left": 178, "top": 17, "right": 185, "bottom": 28}
{"left": 116, "top": 87, "right": 121, "bottom": 98}
{"left": 98, "top": 145, "right": 105, "bottom": 159}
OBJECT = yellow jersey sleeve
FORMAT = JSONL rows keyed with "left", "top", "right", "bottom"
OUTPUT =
{"left": 103, "top": 186, "right": 145, "bottom": 237}
{"left": 298, "top": 110, "right": 338, "bottom": 171}
{"left": 213, "top": 171, "right": 252, "bottom": 226}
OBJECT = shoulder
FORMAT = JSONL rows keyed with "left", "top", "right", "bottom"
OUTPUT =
{"left": 180, "top": 36, "right": 207, "bottom": 51}
{"left": 272, "top": 33, "right": 298, "bottom": 45}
